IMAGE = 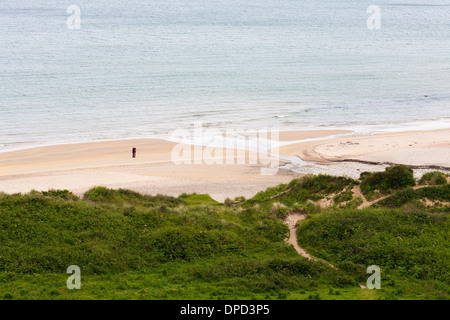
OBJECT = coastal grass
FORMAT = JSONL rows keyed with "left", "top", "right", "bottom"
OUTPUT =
{"left": 296, "top": 207, "right": 449, "bottom": 300}
{"left": 419, "top": 171, "right": 448, "bottom": 186}
{"left": 360, "top": 165, "right": 416, "bottom": 201}
{"left": 0, "top": 188, "right": 364, "bottom": 300}
{"left": 244, "top": 174, "right": 359, "bottom": 215}
{"left": 374, "top": 184, "right": 450, "bottom": 209}
{"left": 0, "top": 166, "right": 448, "bottom": 300}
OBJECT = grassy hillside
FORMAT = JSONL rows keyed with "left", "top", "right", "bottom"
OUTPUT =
{"left": 296, "top": 209, "right": 449, "bottom": 299}
{"left": 0, "top": 166, "right": 448, "bottom": 300}
{"left": 0, "top": 188, "right": 365, "bottom": 300}
{"left": 374, "top": 185, "right": 450, "bottom": 209}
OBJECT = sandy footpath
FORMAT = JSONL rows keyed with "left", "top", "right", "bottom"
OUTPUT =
{"left": 1, "top": 128, "right": 449, "bottom": 201}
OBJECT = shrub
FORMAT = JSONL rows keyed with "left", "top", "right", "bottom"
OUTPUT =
{"left": 307, "top": 293, "right": 321, "bottom": 300}
{"left": 304, "top": 200, "right": 321, "bottom": 214}
{"left": 151, "top": 227, "right": 233, "bottom": 262}
{"left": 84, "top": 187, "right": 182, "bottom": 207}
{"left": 277, "top": 291, "right": 288, "bottom": 299}
{"left": 417, "top": 184, "right": 450, "bottom": 201}
{"left": 419, "top": 171, "right": 447, "bottom": 186}
{"left": 266, "top": 258, "right": 316, "bottom": 276}
{"left": 334, "top": 189, "right": 354, "bottom": 205}
{"left": 271, "top": 202, "right": 288, "bottom": 218}
{"left": 224, "top": 198, "right": 234, "bottom": 207}
{"left": 255, "top": 218, "right": 289, "bottom": 242}
{"left": 328, "top": 272, "right": 357, "bottom": 288}
{"left": 375, "top": 188, "right": 418, "bottom": 208}
{"left": 3, "top": 293, "right": 13, "bottom": 300}
{"left": 181, "top": 194, "right": 219, "bottom": 206}
{"left": 41, "top": 189, "right": 78, "bottom": 201}
{"left": 288, "top": 175, "right": 358, "bottom": 199}
{"left": 341, "top": 197, "right": 363, "bottom": 209}
{"left": 376, "top": 184, "right": 450, "bottom": 208}
{"left": 297, "top": 208, "right": 449, "bottom": 283}
{"left": 360, "top": 165, "right": 415, "bottom": 200}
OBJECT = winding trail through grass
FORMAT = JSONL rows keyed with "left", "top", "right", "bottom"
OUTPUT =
{"left": 285, "top": 214, "right": 315, "bottom": 261}
{"left": 283, "top": 181, "right": 446, "bottom": 289}
{"left": 285, "top": 214, "right": 337, "bottom": 270}
{"left": 352, "top": 184, "right": 434, "bottom": 209}
{"left": 351, "top": 185, "right": 393, "bottom": 208}
{"left": 285, "top": 213, "right": 369, "bottom": 289}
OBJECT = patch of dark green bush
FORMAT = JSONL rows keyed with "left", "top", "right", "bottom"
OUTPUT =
{"left": 84, "top": 187, "right": 182, "bottom": 207}
{"left": 334, "top": 188, "right": 354, "bottom": 205}
{"left": 376, "top": 184, "right": 450, "bottom": 208}
{"left": 297, "top": 208, "right": 449, "bottom": 283}
{"left": 360, "top": 165, "right": 416, "bottom": 200}
{"left": 41, "top": 189, "right": 79, "bottom": 201}
{"left": 246, "top": 175, "right": 358, "bottom": 210}
{"left": 419, "top": 171, "right": 447, "bottom": 186}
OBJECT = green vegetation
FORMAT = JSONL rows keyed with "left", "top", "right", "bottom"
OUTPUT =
{"left": 0, "top": 166, "right": 448, "bottom": 300}
{"left": 419, "top": 171, "right": 448, "bottom": 186}
{"left": 84, "top": 187, "right": 183, "bottom": 207}
{"left": 297, "top": 209, "right": 449, "bottom": 299}
{"left": 245, "top": 174, "right": 358, "bottom": 213}
{"left": 375, "top": 184, "right": 450, "bottom": 209}
{"left": 0, "top": 187, "right": 364, "bottom": 300}
{"left": 360, "top": 165, "right": 416, "bottom": 200}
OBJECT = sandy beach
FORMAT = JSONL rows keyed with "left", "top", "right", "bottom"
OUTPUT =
{"left": 279, "top": 128, "right": 450, "bottom": 168}
{"left": 0, "top": 136, "right": 300, "bottom": 202}
{"left": 276, "top": 128, "right": 450, "bottom": 180}
{"left": 1, "top": 128, "right": 449, "bottom": 201}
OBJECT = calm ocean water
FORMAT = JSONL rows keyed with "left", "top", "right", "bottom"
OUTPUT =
{"left": 1, "top": 0, "right": 450, "bottom": 150}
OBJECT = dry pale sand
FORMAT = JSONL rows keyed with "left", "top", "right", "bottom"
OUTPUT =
{"left": 0, "top": 130, "right": 346, "bottom": 200}
{"left": 1, "top": 128, "right": 449, "bottom": 201}
{"left": 279, "top": 128, "right": 450, "bottom": 169}
{"left": 0, "top": 139, "right": 176, "bottom": 175}
{"left": 0, "top": 137, "right": 302, "bottom": 202}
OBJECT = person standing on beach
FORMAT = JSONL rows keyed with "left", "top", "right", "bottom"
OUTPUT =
{"left": 132, "top": 147, "right": 136, "bottom": 158}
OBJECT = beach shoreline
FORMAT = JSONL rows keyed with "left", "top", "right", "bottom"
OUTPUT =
{"left": 1, "top": 128, "right": 449, "bottom": 201}
{"left": 278, "top": 128, "right": 450, "bottom": 166}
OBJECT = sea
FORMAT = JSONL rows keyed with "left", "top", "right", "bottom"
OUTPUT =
{"left": 1, "top": 0, "right": 450, "bottom": 151}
